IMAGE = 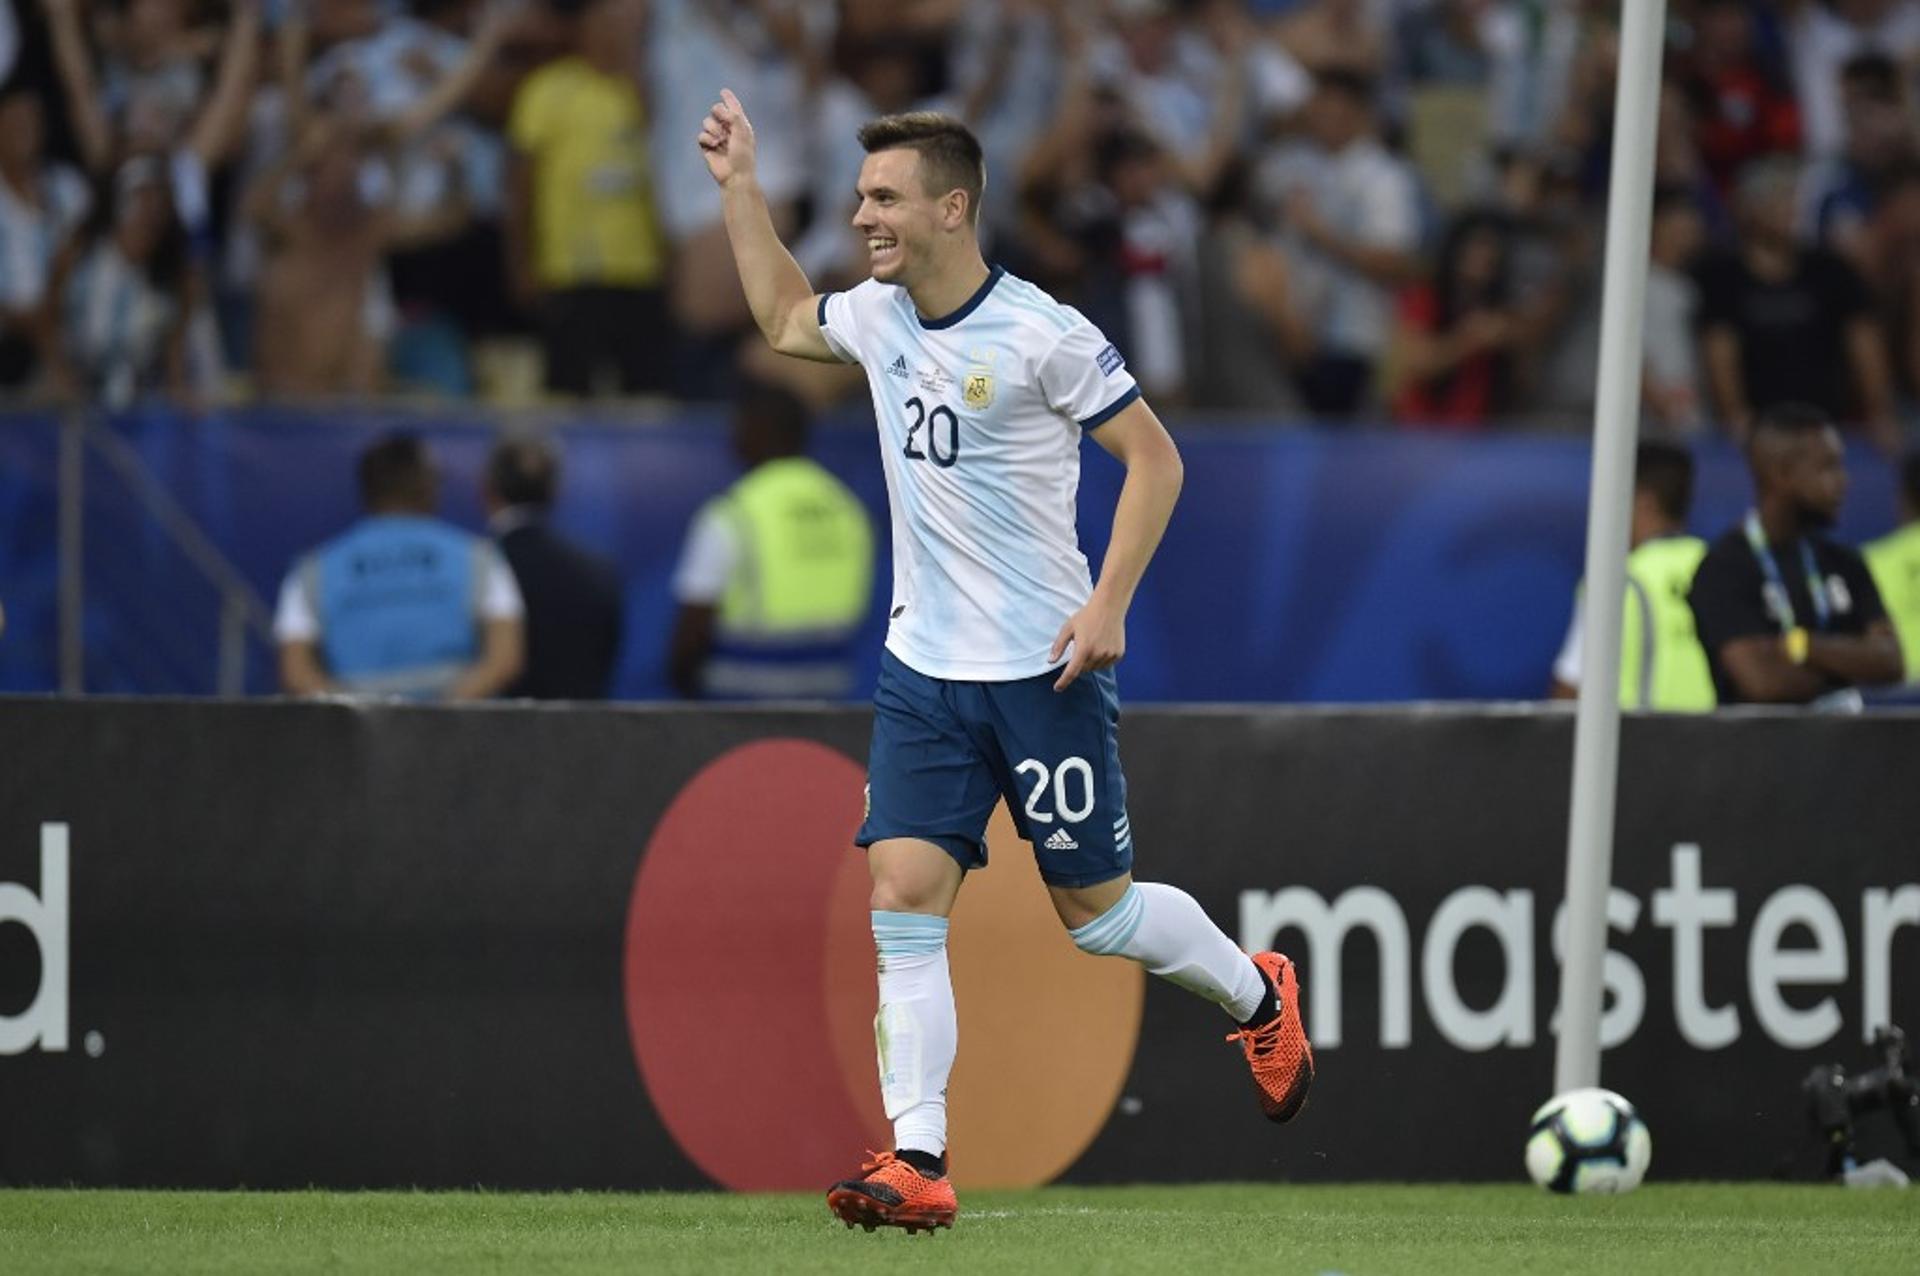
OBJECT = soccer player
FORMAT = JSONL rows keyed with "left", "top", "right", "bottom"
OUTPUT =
{"left": 698, "top": 90, "right": 1313, "bottom": 1234}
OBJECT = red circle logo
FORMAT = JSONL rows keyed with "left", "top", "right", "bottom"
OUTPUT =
{"left": 625, "top": 739, "right": 1142, "bottom": 1190}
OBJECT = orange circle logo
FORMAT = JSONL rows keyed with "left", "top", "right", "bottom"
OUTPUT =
{"left": 625, "top": 740, "right": 1143, "bottom": 1190}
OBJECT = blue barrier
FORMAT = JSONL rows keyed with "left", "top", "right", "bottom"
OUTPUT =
{"left": 0, "top": 407, "right": 1900, "bottom": 700}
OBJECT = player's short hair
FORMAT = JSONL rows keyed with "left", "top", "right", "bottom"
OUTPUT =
{"left": 488, "top": 437, "right": 559, "bottom": 509}
{"left": 857, "top": 112, "right": 986, "bottom": 225}
{"left": 1634, "top": 440, "right": 1695, "bottom": 524}
{"left": 358, "top": 433, "right": 435, "bottom": 510}
{"left": 1747, "top": 402, "right": 1834, "bottom": 478}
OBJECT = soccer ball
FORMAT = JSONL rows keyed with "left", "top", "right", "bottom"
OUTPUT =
{"left": 1524, "top": 1087, "right": 1652, "bottom": 1194}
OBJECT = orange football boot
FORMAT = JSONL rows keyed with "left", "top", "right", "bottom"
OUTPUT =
{"left": 1225, "top": 951, "right": 1315, "bottom": 1123}
{"left": 826, "top": 1151, "right": 958, "bottom": 1235}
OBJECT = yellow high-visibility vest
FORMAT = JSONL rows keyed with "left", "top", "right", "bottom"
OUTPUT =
{"left": 716, "top": 457, "right": 872, "bottom": 639}
{"left": 1863, "top": 523, "right": 1920, "bottom": 684}
{"left": 1619, "top": 535, "right": 1715, "bottom": 712}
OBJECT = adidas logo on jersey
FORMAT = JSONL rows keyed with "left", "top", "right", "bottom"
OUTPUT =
{"left": 1043, "top": 828, "right": 1079, "bottom": 851}
{"left": 887, "top": 355, "right": 910, "bottom": 379}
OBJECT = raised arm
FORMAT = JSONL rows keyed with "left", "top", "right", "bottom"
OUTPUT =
{"left": 380, "top": 1, "right": 519, "bottom": 146}
{"left": 185, "top": 0, "right": 263, "bottom": 170}
{"left": 698, "top": 88, "right": 838, "bottom": 362}
{"left": 41, "top": 0, "right": 115, "bottom": 174}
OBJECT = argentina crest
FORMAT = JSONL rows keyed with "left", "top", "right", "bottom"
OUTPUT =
{"left": 963, "top": 368, "right": 994, "bottom": 410}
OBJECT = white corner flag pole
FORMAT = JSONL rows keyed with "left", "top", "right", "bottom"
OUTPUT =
{"left": 1554, "top": 0, "right": 1669, "bottom": 1097}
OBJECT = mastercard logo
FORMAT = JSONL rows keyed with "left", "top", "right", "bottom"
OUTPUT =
{"left": 623, "top": 740, "right": 1145, "bottom": 1191}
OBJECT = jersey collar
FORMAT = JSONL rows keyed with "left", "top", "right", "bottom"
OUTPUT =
{"left": 917, "top": 265, "right": 1005, "bottom": 330}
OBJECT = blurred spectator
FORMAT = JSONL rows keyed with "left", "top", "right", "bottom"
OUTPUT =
{"left": 45, "top": 156, "right": 194, "bottom": 405}
{"left": 1092, "top": 0, "right": 1285, "bottom": 199}
{"left": 1272, "top": 0, "right": 1386, "bottom": 80}
{"left": 275, "top": 432, "right": 525, "bottom": 700}
{"left": 1642, "top": 186, "right": 1709, "bottom": 434}
{"left": 1687, "top": 402, "right": 1902, "bottom": 706}
{"left": 1551, "top": 440, "right": 1715, "bottom": 711}
{"left": 645, "top": 0, "right": 810, "bottom": 392}
{"left": 506, "top": 0, "right": 669, "bottom": 398}
{"left": 1185, "top": 161, "right": 1309, "bottom": 414}
{"left": 1258, "top": 68, "right": 1421, "bottom": 417}
{"left": 1798, "top": 53, "right": 1916, "bottom": 273}
{"left": 0, "top": 82, "right": 90, "bottom": 392}
{"left": 42, "top": 0, "right": 262, "bottom": 401}
{"left": 1862, "top": 449, "right": 1920, "bottom": 683}
{"left": 484, "top": 434, "right": 623, "bottom": 699}
{"left": 1678, "top": 0, "right": 1801, "bottom": 197}
{"left": 668, "top": 381, "right": 873, "bottom": 699}
{"left": 302, "top": 0, "right": 522, "bottom": 394}
{"left": 245, "top": 114, "right": 470, "bottom": 398}
{"left": 1695, "top": 158, "right": 1898, "bottom": 447}
{"left": 1100, "top": 127, "right": 1198, "bottom": 401}
{"left": 1786, "top": 0, "right": 1920, "bottom": 161}
{"left": 1857, "top": 163, "right": 1920, "bottom": 413}
{"left": 1009, "top": 41, "right": 1130, "bottom": 338}
{"left": 245, "top": 4, "right": 507, "bottom": 398}
{"left": 1390, "top": 208, "right": 1522, "bottom": 428}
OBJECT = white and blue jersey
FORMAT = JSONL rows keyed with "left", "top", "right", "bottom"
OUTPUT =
{"left": 818, "top": 265, "right": 1140, "bottom": 682}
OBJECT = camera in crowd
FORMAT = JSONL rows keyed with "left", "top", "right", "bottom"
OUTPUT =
{"left": 1802, "top": 1024, "right": 1920, "bottom": 1185}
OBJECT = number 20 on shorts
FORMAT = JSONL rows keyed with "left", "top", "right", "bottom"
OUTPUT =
{"left": 1014, "top": 756, "right": 1095, "bottom": 824}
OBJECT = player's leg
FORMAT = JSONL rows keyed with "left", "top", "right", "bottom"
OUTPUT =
{"left": 830, "top": 654, "right": 992, "bottom": 1232}
{"left": 993, "top": 665, "right": 1314, "bottom": 1123}
{"left": 867, "top": 836, "right": 963, "bottom": 1170}
{"left": 1053, "top": 872, "right": 1313, "bottom": 1121}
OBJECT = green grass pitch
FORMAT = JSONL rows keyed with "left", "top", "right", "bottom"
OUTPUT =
{"left": 2, "top": 1184, "right": 1913, "bottom": 1274}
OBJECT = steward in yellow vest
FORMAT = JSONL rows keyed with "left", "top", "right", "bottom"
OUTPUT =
{"left": 1862, "top": 454, "right": 1920, "bottom": 685}
{"left": 1551, "top": 441, "right": 1715, "bottom": 711}
{"left": 1619, "top": 535, "right": 1715, "bottom": 710}
{"left": 669, "top": 383, "right": 875, "bottom": 698}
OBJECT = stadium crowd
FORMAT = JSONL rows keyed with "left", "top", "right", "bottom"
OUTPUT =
{"left": 3, "top": 0, "right": 1920, "bottom": 439}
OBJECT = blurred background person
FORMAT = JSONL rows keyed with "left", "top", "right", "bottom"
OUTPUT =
{"left": 1695, "top": 158, "right": 1898, "bottom": 448}
{"left": 275, "top": 432, "right": 525, "bottom": 700}
{"left": 506, "top": 0, "right": 669, "bottom": 398}
{"left": 1551, "top": 440, "right": 1715, "bottom": 711}
{"left": 484, "top": 434, "right": 624, "bottom": 699}
{"left": 1641, "top": 185, "right": 1709, "bottom": 435}
{"left": 44, "top": 156, "right": 193, "bottom": 405}
{"left": 644, "top": 0, "right": 810, "bottom": 397}
{"left": 0, "top": 81, "right": 89, "bottom": 393}
{"left": 1257, "top": 68, "right": 1421, "bottom": 419}
{"left": 1798, "top": 53, "right": 1916, "bottom": 277}
{"left": 1389, "top": 208, "right": 1523, "bottom": 429}
{"left": 1863, "top": 449, "right": 1920, "bottom": 685}
{"left": 1687, "top": 403, "right": 1903, "bottom": 707}
{"left": 244, "top": 112, "right": 470, "bottom": 398}
{"left": 667, "top": 381, "right": 873, "bottom": 700}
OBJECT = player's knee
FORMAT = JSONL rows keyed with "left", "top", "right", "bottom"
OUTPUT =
{"left": 1065, "top": 882, "right": 1143, "bottom": 956}
{"left": 870, "top": 879, "right": 936, "bottom": 914}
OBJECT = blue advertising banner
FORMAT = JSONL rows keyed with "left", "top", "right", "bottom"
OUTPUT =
{"left": 0, "top": 409, "right": 1900, "bottom": 700}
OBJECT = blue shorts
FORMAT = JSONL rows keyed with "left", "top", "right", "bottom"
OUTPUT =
{"left": 855, "top": 648, "right": 1134, "bottom": 888}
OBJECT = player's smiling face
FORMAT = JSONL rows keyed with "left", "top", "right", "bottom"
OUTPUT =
{"left": 852, "top": 148, "right": 942, "bottom": 285}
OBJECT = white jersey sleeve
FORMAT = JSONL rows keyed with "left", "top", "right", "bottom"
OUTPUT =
{"left": 818, "top": 281, "right": 886, "bottom": 365}
{"left": 1036, "top": 316, "right": 1141, "bottom": 428}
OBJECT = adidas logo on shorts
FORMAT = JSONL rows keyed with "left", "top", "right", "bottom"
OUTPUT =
{"left": 1043, "top": 828, "right": 1079, "bottom": 851}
